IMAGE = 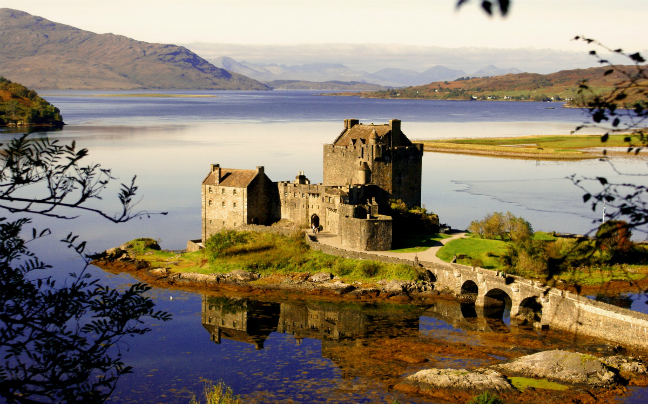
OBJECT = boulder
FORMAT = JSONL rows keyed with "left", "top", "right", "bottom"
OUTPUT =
{"left": 228, "top": 269, "right": 259, "bottom": 282}
{"left": 383, "top": 280, "right": 407, "bottom": 294}
{"left": 494, "top": 350, "right": 617, "bottom": 387}
{"left": 401, "top": 368, "right": 512, "bottom": 392}
{"left": 318, "top": 281, "right": 355, "bottom": 295}
{"left": 601, "top": 355, "right": 648, "bottom": 375}
{"left": 178, "top": 272, "right": 219, "bottom": 283}
{"left": 104, "top": 247, "right": 128, "bottom": 261}
{"left": 309, "top": 272, "right": 333, "bottom": 282}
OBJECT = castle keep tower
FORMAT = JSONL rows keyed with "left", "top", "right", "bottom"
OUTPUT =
{"left": 322, "top": 119, "right": 423, "bottom": 208}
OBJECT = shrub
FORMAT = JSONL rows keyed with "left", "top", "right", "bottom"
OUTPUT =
{"left": 357, "top": 260, "right": 380, "bottom": 277}
{"left": 205, "top": 230, "right": 250, "bottom": 259}
{"left": 466, "top": 392, "right": 503, "bottom": 404}
{"left": 596, "top": 220, "right": 633, "bottom": 263}
{"left": 190, "top": 381, "right": 241, "bottom": 404}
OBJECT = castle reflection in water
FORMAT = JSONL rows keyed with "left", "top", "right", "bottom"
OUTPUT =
{"left": 201, "top": 295, "right": 514, "bottom": 352}
{"left": 201, "top": 296, "right": 423, "bottom": 351}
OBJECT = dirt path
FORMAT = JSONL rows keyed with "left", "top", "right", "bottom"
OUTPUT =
{"left": 313, "top": 229, "right": 466, "bottom": 265}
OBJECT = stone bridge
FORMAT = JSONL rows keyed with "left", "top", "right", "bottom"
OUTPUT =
{"left": 426, "top": 261, "right": 648, "bottom": 350}
{"left": 304, "top": 233, "right": 648, "bottom": 351}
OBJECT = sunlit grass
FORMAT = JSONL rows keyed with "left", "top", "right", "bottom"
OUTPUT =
{"left": 436, "top": 237, "right": 509, "bottom": 269}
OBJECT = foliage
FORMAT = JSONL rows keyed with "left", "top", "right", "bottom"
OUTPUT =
{"left": 465, "top": 391, "right": 503, "bottom": 404}
{"left": 596, "top": 220, "right": 633, "bottom": 262}
{"left": 201, "top": 230, "right": 419, "bottom": 282}
{"left": 0, "top": 133, "right": 170, "bottom": 403}
{"left": 205, "top": 230, "right": 250, "bottom": 259}
{"left": 0, "top": 77, "right": 64, "bottom": 126}
{"left": 468, "top": 211, "right": 532, "bottom": 242}
{"left": 389, "top": 199, "right": 440, "bottom": 246}
{"left": 189, "top": 381, "right": 241, "bottom": 404}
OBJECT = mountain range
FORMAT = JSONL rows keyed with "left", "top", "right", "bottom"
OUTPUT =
{"left": 211, "top": 56, "right": 522, "bottom": 87}
{"left": 0, "top": 8, "right": 268, "bottom": 90}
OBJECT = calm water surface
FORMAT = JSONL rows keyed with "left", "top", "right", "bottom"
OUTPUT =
{"left": 4, "top": 91, "right": 648, "bottom": 403}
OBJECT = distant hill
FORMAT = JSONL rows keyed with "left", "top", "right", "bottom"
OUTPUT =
{"left": 0, "top": 76, "right": 63, "bottom": 126}
{"left": 0, "top": 8, "right": 268, "bottom": 90}
{"left": 372, "top": 66, "right": 466, "bottom": 86}
{"left": 265, "top": 80, "right": 387, "bottom": 91}
{"left": 211, "top": 56, "right": 522, "bottom": 87}
{"left": 212, "top": 57, "right": 395, "bottom": 86}
{"left": 471, "top": 65, "right": 523, "bottom": 78}
{"left": 341, "top": 66, "right": 644, "bottom": 104}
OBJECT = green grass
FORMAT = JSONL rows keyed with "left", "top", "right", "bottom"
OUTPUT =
{"left": 436, "top": 237, "right": 509, "bottom": 269}
{"left": 421, "top": 134, "right": 635, "bottom": 160}
{"left": 509, "top": 377, "right": 569, "bottom": 392}
{"left": 532, "top": 231, "right": 558, "bottom": 241}
{"left": 390, "top": 233, "right": 451, "bottom": 253}
{"left": 128, "top": 232, "right": 419, "bottom": 284}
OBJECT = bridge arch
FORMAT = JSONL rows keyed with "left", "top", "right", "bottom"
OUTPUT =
{"left": 459, "top": 280, "right": 479, "bottom": 304}
{"left": 482, "top": 288, "right": 512, "bottom": 331}
{"left": 516, "top": 296, "right": 543, "bottom": 324}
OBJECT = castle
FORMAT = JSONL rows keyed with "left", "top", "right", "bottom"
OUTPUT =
{"left": 201, "top": 119, "right": 423, "bottom": 251}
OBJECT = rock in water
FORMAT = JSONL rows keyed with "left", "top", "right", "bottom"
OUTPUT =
{"left": 400, "top": 368, "right": 513, "bottom": 392}
{"left": 495, "top": 350, "right": 617, "bottom": 387}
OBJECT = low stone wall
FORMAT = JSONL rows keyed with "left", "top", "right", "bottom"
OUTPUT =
{"left": 305, "top": 234, "right": 414, "bottom": 267}
{"left": 186, "top": 239, "right": 203, "bottom": 252}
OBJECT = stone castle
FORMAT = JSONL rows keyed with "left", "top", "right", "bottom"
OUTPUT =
{"left": 201, "top": 119, "right": 423, "bottom": 251}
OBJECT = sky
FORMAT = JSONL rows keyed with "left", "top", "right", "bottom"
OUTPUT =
{"left": 3, "top": 0, "right": 647, "bottom": 73}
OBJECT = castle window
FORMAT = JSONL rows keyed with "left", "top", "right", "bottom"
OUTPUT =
{"left": 294, "top": 192, "right": 297, "bottom": 197}
{"left": 208, "top": 187, "right": 212, "bottom": 194}
{"left": 233, "top": 202, "right": 237, "bottom": 208}
{"left": 208, "top": 200, "right": 213, "bottom": 206}
{"left": 284, "top": 192, "right": 287, "bottom": 197}
{"left": 209, "top": 220, "right": 212, "bottom": 225}
{"left": 233, "top": 189, "right": 237, "bottom": 195}
{"left": 221, "top": 188, "right": 225, "bottom": 194}
{"left": 221, "top": 201, "right": 225, "bottom": 207}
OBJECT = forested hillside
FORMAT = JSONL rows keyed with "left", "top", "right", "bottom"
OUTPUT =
{"left": 0, "top": 77, "right": 63, "bottom": 126}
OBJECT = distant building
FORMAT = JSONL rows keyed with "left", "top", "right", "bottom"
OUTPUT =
{"left": 200, "top": 119, "right": 424, "bottom": 251}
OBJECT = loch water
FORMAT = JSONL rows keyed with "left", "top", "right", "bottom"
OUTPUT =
{"left": 4, "top": 91, "right": 648, "bottom": 403}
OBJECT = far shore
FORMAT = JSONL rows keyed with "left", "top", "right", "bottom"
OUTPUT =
{"left": 420, "top": 133, "right": 644, "bottom": 160}
{"left": 39, "top": 93, "right": 218, "bottom": 98}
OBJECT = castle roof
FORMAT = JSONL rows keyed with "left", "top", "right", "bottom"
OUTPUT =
{"left": 331, "top": 120, "right": 413, "bottom": 147}
{"left": 202, "top": 167, "right": 258, "bottom": 188}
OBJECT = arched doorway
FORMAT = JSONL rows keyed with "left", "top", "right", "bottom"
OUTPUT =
{"left": 310, "top": 214, "right": 320, "bottom": 229}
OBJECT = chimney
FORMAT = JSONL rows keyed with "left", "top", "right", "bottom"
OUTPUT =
{"left": 349, "top": 119, "right": 359, "bottom": 129}
{"left": 256, "top": 166, "right": 264, "bottom": 175}
{"left": 389, "top": 119, "right": 401, "bottom": 135}
{"left": 211, "top": 164, "right": 221, "bottom": 184}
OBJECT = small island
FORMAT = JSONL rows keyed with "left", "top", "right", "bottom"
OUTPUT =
{"left": 0, "top": 77, "right": 64, "bottom": 127}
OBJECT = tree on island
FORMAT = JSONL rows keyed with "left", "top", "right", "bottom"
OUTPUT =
{"left": 0, "top": 86, "right": 170, "bottom": 402}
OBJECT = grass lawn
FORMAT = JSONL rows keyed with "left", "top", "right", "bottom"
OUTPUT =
{"left": 436, "top": 237, "right": 509, "bottom": 269}
{"left": 391, "top": 233, "right": 452, "bottom": 253}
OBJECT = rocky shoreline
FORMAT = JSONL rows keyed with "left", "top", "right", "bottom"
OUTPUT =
{"left": 93, "top": 247, "right": 440, "bottom": 304}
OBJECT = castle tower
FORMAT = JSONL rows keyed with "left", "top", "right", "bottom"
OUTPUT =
{"left": 322, "top": 119, "right": 423, "bottom": 207}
